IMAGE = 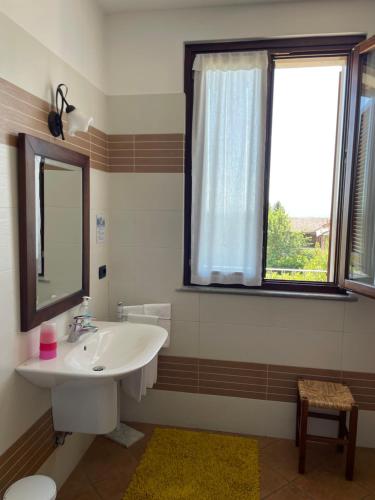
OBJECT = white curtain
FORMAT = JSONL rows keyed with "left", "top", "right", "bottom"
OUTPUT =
{"left": 191, "top": 51, "right": 268, "bottom": 286}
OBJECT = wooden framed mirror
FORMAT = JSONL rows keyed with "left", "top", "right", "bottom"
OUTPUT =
{"left": 18, "top": 133, "right": 90, "bottom": 331}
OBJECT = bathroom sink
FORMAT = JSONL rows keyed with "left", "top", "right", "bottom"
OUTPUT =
{"left": 16, "top": 321, "right": 168, "bottom": 434}
{"left": 17, "top": 321, "right": 168, "bottom": 388}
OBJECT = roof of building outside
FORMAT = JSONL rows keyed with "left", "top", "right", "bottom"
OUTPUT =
{"left": 290, "top": 217, "right": 330, "bottom": 233}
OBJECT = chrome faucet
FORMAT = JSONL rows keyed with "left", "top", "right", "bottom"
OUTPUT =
{"left": 67, "top": 315, "right": 98, "bottom": 343}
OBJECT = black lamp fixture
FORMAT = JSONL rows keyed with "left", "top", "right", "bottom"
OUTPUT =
{"left": 48, "top": 83, "right": 93, "bottom": 140}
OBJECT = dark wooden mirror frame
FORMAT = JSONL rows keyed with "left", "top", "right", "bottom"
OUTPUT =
{"left": 18, "top": 133, "right": 90, "bottom": 332}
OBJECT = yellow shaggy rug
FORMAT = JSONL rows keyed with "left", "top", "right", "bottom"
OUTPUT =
{"left": 123, "top": 428, "right": 260, "bottom": 500}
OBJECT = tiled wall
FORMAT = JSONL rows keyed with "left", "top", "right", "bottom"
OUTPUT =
{"left": 109, "top": 146, "right": 375, "bottom": 444}
{"left": 0, "top": 77, "right": 108, "bottom": 171}
{"left": 0, "top": 411, "right": 56, "bottom": 497}
{"left": 0, "top": 73, "right": 108, "bottom": 488}
{"left": 108, "top": 133, "right": 184, "bottom": 173}
{"left": 3, "top": 73, "right": 375, "bottom": 449}
{"left": 3, "top": 1, "right": 375, "bottom": 464}
{"left": 0, "top": 77, "right": 110, "bottom": 319}
{"left": 156, "top": 355, "right": 375, "bottom": 411}
{"left": 104, "top": 5, "right": 375, "bottom": 446}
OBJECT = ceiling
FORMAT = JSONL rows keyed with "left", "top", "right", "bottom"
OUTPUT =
{"left": 97, "top": 0, "right": 314, "bottom": 13}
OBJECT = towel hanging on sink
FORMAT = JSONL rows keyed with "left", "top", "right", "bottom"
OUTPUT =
{"left": 119, "top": 303, "right": 171, "bottom": 402}
{"left": 120, "top": 355, "right": 158, "bottom": 402}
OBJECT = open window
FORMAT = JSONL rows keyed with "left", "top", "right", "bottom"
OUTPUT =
{"left": 340, "top": 36, "right": 375, "bottom": 298}
{"left": 265, "top": 56, "right": 347, "bottom": 284}
{"left": 183, "top": 35, "right": 375, "bottom": 296}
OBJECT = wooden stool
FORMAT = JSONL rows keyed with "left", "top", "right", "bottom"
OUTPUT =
{"left": 296, "top": 379, "right": 358, "bottom": 480}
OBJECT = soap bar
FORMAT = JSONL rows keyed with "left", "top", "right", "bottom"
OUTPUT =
{"left": 39, "top": 322, "right": 57, "bottom": 360}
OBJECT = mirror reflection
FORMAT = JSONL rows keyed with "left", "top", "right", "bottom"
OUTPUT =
{"left": 35, "top": 155, "right": 83, "bottom": 309}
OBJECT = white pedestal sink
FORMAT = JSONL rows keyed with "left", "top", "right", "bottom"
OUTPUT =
{"left": 17, "top": 321, "right": 167, "bottom": 434}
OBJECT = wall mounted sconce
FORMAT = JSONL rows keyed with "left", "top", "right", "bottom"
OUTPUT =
{"left": 48, "top": 83, "right": 94, "bottom": 140}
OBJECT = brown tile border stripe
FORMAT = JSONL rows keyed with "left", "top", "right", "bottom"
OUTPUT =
{"left": 0, "top": 409, "right": 57, "bottom": 497}
{"left": 155, "top": 355, "right": 375, "bottom": 411}
{"left": 1, "top": 78, "right": 184, "bottom": 173}
{"left": 0, "top": 78, "right": 184, "bottom": 173}
{"left": 107, "top": 133, "right": 184, "bottom": 173}
{"left": 0, "top": 78, "right": 108, "bottom": 171}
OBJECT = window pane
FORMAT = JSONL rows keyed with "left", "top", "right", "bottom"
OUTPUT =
{"left": 348, "top": 50, "right": 375, "bottom": 285}
{"left": 266, "top": 57, "right": 347, "bottom": 282}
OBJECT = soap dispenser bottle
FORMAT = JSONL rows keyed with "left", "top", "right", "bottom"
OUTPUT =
{"left": 78, "top": 296, "right": 92, "bottom": 327}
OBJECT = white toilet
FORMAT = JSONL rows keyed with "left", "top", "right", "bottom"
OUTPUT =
{"left": 4, "top": 475, "right": 56, "bottom": 500}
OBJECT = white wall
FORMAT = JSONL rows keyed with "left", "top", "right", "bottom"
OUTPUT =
{"left": 108, "top": 172, "right": 375, "bottom": 372}
{"left": 0, "top": 6, "right": 109, "bottom": 489}
{"left": 112, "top": 169, "right": 375, "bottom": 446}
{"left": 0, "top": 12, "right": 107, "bottom": 131}
{"left": 0, "top": 143, "right": 110, "bottom": 483}
{"left": 106, "top": 0, "right": 375, "bottom": 445}
{"left": 105, "top": 0, "right": 375, "bottom": 96}
{"left": 0, "top": 0, "right": 106, "bottom": 93}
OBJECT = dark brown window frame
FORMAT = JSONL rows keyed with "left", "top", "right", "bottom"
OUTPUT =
{"left": 183, "top": 34, "right": 366, "bottom": 294}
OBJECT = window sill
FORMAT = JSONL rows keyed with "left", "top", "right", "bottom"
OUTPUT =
{"left": 176, "top": 286, "right": 357, "bottom": 302}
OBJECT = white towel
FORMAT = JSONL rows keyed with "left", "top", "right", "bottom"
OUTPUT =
{"left": 145, "top": 355, "right": 158, "bottom": 388}
{"left": 159, "top": 319, "right": 171, "bottom": 348}
{"left": 124, "top": 305, "right": 144, "bottom": 315}
{"left": 144, "top": 303, "right": 171, "bottom": 319}
{"left": 121, "top": 355, "right": 158, "bottom": 402}
{"left": 121, "top": 369, "right": 143, "bottom": 402}
{"left": 127, "top": 313, "right": 158, "bottom": 325}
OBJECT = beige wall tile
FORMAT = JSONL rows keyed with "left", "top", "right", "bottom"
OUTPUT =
{"left": 344, "top": 295, "right": 375, "bottom": 335}
{"left": 0, "top": 268, "right": 19, "bottom": 342}
{"left": 90, "top": 169, "right": 110, "bottom": 211}
{"left": 121, "top": 389, "right": 269, "bottom": 437}
{"left": 38, "top": 433, "right": 95, "bottom": 490}
{"left": 200, "top": 293, "right": 345, "bottom": 332}
{"left": 110, "top": 210, "right": 137, "bottom": 247}
{"left": 109, "top": 173, "right": 183, "bottom": 210}
{"left": 107, "top": 94, "right": 185, "bottom": 134}
{"left": 199, "top": 322, "right": 343, "bottom": 369}
{"left": 90, "top": 208, "right": 110, "bottom": 321}
{"left": 161, "top": 320, "right": 199, "bottom": 358}
{"left": 0, "top": 145, "right": 17, "bottom": 207}
{"left": 342, "top": 333, "right": 375, "bottom": 373}
{"left": 134, "top": 210, "right": 183, "bottom": 249}
{"left": 135, "top": 246, "right": 182, "bottom": 297}
{"left": 109, "top": 246, "right": 139, "bottom": 314}
{"left": 0, "top": 207, "right": 18, "bottom": 273}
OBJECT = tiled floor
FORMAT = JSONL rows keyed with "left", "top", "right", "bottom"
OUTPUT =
{"left": 58, "top": 422, "right": 375, "bottom": 500}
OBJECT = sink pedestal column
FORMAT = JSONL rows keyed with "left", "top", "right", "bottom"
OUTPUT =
{"left": 52, "top": 379, "right": 118, "bottom": 434}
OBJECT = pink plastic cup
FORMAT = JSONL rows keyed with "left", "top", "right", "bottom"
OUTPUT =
{"left": 39, "top": 322, "right": 57, "bottom": 360}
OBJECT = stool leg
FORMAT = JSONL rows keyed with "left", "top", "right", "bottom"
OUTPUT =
{"left": 337, "top": 411, "right": 346, "bottom": 453}
{"left": 298, "top": 398, "right": 309, "bottom": 474}
{"left": 346, "top": 404, "right": 358, "bottom": 481}
{"left": 296, "top": 391, "right": 301, "bottom": 447}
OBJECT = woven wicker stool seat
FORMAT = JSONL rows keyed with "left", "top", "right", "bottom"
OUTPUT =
{"left": 296, "top": 379, "right": 358, "bottom": 480}
{"left": 298, "top": 380, "right": 355, "bottom": 412}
